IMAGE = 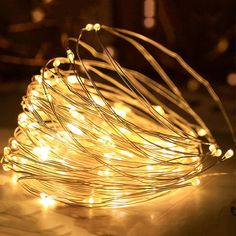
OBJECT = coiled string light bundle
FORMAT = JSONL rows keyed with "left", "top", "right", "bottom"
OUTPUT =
{"left": 1, "top": 24, "right": 235, "bottom": 207}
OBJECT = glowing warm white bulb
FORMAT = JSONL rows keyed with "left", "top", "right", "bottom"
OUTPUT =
{"left": 67, "top": 123, "right": 83, "bottom": 135}
{"left": 18, "top": 113, "right": 28, "bottom": 127}
{"left": 104, "top": 153, "right": 114, "bottom": 158}
{"left": 85, "top": 24, "right": 93, "bottom": 31}
{"left": 98, "top": 169, "right": 112, "bottom": 176}
{"left": 43, "top": 70, "right": 53, "bottom": 79}
{"left": 94, "top": 23, "right": 101, "bottom": 31}
{"left": 10, "top": 140, "right": 18, "bottom": 150}
{"left": 70, "top": 110, "right": 79, "bottom": 118}
{"left": 189, "top": 130, "right": 197, "bottom": 137}
{"left": 69, "top": 107, "right": 85, "bottom": 120}
{"left": 91, "top": 95, "right": 105, "bottom": 106}
{"left": 67, "top": 49, "right": 74, "bottom": 62}
{"left": 33, "top": 146, "right": 50, "bottom": 161}
{"left": 28, "top": 104, "right": 34, "bottom": 112}
{"left": 112, "top": 107, "right": 127, "bottom": 118}
{"left": 197, "top": 128, "right": 207, "bottom": 137}
{"left": 172, "top": 168, "right": 181, "bottom": 172}
{"left": 224, "top": 149, "right": 234, "bottom": 160}
{"left": 192, "top": 156, "right": 199, "bottom": 162}
{"left": 153, "top": 105, "right": 165, "bottom": 115}
{"left": 21, "top": 158, "right": 27, "bottom": 164}
{"left": 12, "top": 174, "right": 18, "bottom": 184}
{"left": 98, "top": 135, "right": 111, "bottom": 143}
{"left": 39, "top": 193, "right": 55, "bottom": 207}
{"left": 18, "top": 113, "right": 27, "bottom": 121}
{"left": 32, "top": 90, "right": 39, "bottom": 97}
{"left": 214, "top": 149, "right": 222, "bottom": 157}
{"left": 2, "top": 164, "right": 11, "bottom": 171}
{"left": 192, "top": 177, "right": 200, "bottom": 186}
{"left": 3, "top": 147, "right": 10, "bottom": 156}
{"left": 35, "top": 75, "right": 42, "bottom": 83}
{"left": 83, "top": 196, "right": 101, "bottom": 205}
{"left": 88, "top": 197, "right": 94, "bottom": 204}
{"left": 209, "top": 144, "right": 216, "bottom": 153}
{"left": 28, "top": 122, "right": 39, "bottom": 129}
{"left": 118, "top": 127, "right": 130, "bottom": 134}
{"left": 146, "top": 165, "right": 154, "bottom": 171}
{"left": 120, "top": 150, "right": 134, "bottom": 158}
{"left": 53, "top": 59, "right": 60, "bottom": 67}
{"left": 67, "top": 75, "right": 85, "bottom": 84}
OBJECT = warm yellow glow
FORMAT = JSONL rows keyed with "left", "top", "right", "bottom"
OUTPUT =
{"left": 191, "top": 177, "right": 200, "bottom": 186}
{"left": 91, "top": 94, "right": 105, "bottom": 106}
{"left": 209, "top": 144, "right": 216, "bottom": 153}
{"left": 12, "top": 174, "right": 18, "bottom": 184}
{"left": 39, "top": 193, "right": 55, "bottom": 207}
{"left": 98, "top": 169, "right": 113, "bottom": 176}
{"left": 224, "top": 149, "right": 234, "bottom": 160}
{"left": 120, "top": 150, "right": 134, "bottom": 158}
{"left": 153, "top": 105, "right": 165, "bottom": 115}
{"left": 10, "top": 140, "right": 18, "bottom": 150}
{"left": 67, "top": 123, "right": 83, "bottom": 135}
{"left": 67, "top": 49, "right": 74, "bottom": 62}
{"left": 146, "top": 165, "right": 154, "bottom": 171}
{"left": 53, "top": 59, "right": 60, "bottom": 67}
{"left": 197, "top": 128, "right": 207, "bottom": 137}
{"left": 67, "top": 75, "right": 85, "bottom": 84}
{"left": 214, "top": 149, "right": 222, "bottom": 157}
{"left": 33, "top": 146, "right": 50, "bottom": 161}
{"left": 1, "top": 24, "right": 234, "bottom": 208}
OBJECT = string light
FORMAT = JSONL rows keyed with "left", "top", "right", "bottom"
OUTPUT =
{"left": 1, "top": 24, "right": 235, "bottom": 207}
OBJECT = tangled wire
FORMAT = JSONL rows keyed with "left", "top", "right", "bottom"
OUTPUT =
{"left": 1, "top": 24, "right": 234, "bottom": 207}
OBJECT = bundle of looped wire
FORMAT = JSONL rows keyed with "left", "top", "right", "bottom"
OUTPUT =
{"left": 1, "top": 24, "right": 234, "bottom": 207}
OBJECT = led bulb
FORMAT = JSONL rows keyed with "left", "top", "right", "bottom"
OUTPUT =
{"left": 39, "top": 193, "right": 55, "bottom": 207}
{"left": 10, "top": 140, "right": 18, "bottom": 150}
{"left": 67, "top": 123, "right": 83, "bottom": 135}
{"left": 224, "top": 149, "right": 234, "bottom": 160}
{"left": 91, "top": 95, "right": 105, "bottom": 106}
{"left": 67, "top": 75, "right": 77, "bottom": 83}
{"left": 33, "top": 146, "right": 50, "bottom": 161}
{"left": 3, "top": 147, "right": 10, "bottom": 156}
{"left": 146, "top": 165, "right": 154, "bottom": 171}
{"left": 209, "top": 144, "right": 216, "bottom": 153}
{"left": 2, "top": 164, "right": 11, "bottom": 171}
{"left": 12, "top": 174, "right": 18, "bottom": 184}
{"left": 67, "top": 49, "right": 74, "bottom": 62}
{"left": 112, "top": 107, "right": 127, "bottom": 118}
{"left": 35, "top": 75, "right": 42, "bottom": 83}
{"left": 153, "top": 105, "right": 165, "bottom": 115}
{"left": 197, "top": 128, "right": 207, "bottom": 137}
{"left": 85, "top": 24, "right": 93, "bottom": 31}
{"left": 94, "top": 23, "right": 101, "bottom": 31}
{"left": 53, "top": 59, "right": 60, "bottom": 67}
{"left": 120, "top": 150, "right": 134, "bottom": 158}
{"left": 214, "top": 149, "right": 222, "bottom": 157}
{"left": 192, "top": 177, "right": 200, "bottom": 186}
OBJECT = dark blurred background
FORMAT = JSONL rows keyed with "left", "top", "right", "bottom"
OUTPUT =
{"left": 0, "top": 0, "right": 235, "bottom": 142}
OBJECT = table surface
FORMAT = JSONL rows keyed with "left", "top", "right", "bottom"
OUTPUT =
{"left": 0, "top": 128, "right": 236, "bottom": 236}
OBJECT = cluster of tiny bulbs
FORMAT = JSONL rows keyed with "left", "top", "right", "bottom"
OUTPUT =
{"left": 1, "top": 24, "right": 234, "bottom": 208}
